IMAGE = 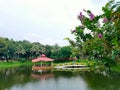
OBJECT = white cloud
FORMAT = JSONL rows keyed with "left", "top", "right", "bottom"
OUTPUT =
{"left": 0, "top": 0, "right": 102, "bottom": 26}
{"left": 24, "top": 32, "right": 69, "bottom": 46}
{"left": 0, "top": 23, "right": 4, "bottom": 28}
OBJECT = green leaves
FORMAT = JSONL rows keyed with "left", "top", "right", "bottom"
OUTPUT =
{"left": 67, "top": 0, "right": 120, "bottom": 63}
{"left": 0, "top": 37, "right": 8, "bottom": 53}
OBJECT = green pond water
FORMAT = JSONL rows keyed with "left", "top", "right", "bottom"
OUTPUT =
{"left": 0, "top": 66, "right": 120, "bottom": 90}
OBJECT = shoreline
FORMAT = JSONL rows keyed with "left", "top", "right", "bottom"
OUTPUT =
{"left": 0, "top": 61, "right": 33, "bottom": 69}
{"left": 0, "top": 61, "right": 120, "bottom": 73}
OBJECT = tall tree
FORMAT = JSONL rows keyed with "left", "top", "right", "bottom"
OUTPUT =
{"left": 0, "top": 37, "right": 8, "bottom": 60}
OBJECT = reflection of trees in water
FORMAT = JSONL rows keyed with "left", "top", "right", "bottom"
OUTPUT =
{"left": 53, "top": 71, "right": 75, "bottom": 79}
{"left": 53, "top": 71, "right": 120, "bottom": 90}
{"left": 1, "top": 68, "right": 120, "bottom": 90}
{"left": 53, "top": 71, "right": 86, "bottom": 80}
{"left": 80, "top": 71, "right": 120, "bottom": 90}
{"left": 0, "top": 66, "right": 36, "bottom": 90}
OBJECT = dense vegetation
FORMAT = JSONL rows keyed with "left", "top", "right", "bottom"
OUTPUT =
{"left": 66, "top": 0, "right": 120, "bottom": 67}
{"left": 0, "top": 37, "right": 71, "bottom": 62}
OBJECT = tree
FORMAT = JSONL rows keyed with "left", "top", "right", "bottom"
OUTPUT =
{"left": 21, "top": 40, "right": 32, "bottom": 59}
{"left": 51, "top": 44, "right": 60, "bottom": 59}
{"left": 30, "top": 42, "right": 41, "bottom": 58}
{"left": 45, "top": 45, "right": 52, "bottom": 57}
{"left": 7, "top": 39, "right": 17, "bottom": 60}
{"left": 58, "top": 46, "right": 72, "bottom": 59}
{"left": 0, "top": 37, "right": 8, "bottom": 60}
{"left": 66, "top": 0, "right": 120, "bottom": 66}
{"left": 15, "top": 44, "right": 26, "bottom": 60}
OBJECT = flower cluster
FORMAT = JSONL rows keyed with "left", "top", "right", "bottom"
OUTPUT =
{"left": 89, "top": 13, "right": 95, "bottom": 20}
{"left": 103, "top": 18, "right": 108, "bottom": 23}
{"left": 78, "top": 12, "right": 84, "bottom": 20}
{"left": 98, "top": 33, "right": 102, "bottom": 38}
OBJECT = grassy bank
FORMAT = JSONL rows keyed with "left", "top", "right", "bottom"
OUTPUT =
{"left": 0, "top": 60, "right": 120, "bottom": 73}
{"left": 0, "top": 61, "right": 33, "bottom": 69}
{"left": 54, "top": 60, "right": 120, "bottom": 72}
{"left": 111, "top": 64, "right": 120, "bottom": 72}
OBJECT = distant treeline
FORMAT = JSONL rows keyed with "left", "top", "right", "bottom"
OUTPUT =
{"left": 0, "top": 37, "right": 72, "bottom": 61}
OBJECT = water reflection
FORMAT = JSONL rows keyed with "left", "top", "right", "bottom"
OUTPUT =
{"left": 80, "top": 71, "right": 120, "bottom": 90}
{"left": 0, "top": 66, "right": 35, "bottom": 90}
{"left": 31, "top": 71, "right": 54, "bottom": 80}
{"left": 0, "top": 66, "right": 120, "bottom": 90}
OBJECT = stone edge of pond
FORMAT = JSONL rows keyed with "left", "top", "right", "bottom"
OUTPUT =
{"left": 53, "top": 65, "right": 90, "bottom": 71}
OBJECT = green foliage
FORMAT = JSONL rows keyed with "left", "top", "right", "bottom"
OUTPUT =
{"left": 111, "top": 63, "right": 120, "bottom": 72}
{"left": 0, "top": 61, "right": 33, "bottom": 69}
{"left": 58, "top": 46, "right": 72, "bottom": 58}
{"left": 0, "top": 36, "right": 71, "bottom": 62}
{"left": 50, "top": 44, "right": 60, "bottom": 59}
{"left": 0, "top": 37, "right": 8, "bottom": 52}
{"left": 66, "top": 0, "right": 120, "bottom": 66}
{"left": 51, "top": 46, "right": 72, "bottom": 60}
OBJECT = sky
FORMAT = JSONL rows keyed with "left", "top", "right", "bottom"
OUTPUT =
{"left": 0, "top": 0, "right": 110, "bottom": 46}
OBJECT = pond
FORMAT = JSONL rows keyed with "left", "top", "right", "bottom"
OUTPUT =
{"left": 0, "top": 66, "right": 120, "bottom": 90}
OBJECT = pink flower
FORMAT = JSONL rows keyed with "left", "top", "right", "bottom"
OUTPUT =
{"left": 71, "top": 30, "right": 76, "bottom": 33}
{"left": 98, "top": 33, "right": 102, "bottom": 38}
{"left": 78, "top": 12, "right": 84, "bottom": 20}
{"left": 80, "top": 12, "right": 83, "bottom": 17}
{"left": 89, "top": 13, "right": 95, "bottom": 20}
{"left": 103, "top": 18, "right": 108, "bottom": 23}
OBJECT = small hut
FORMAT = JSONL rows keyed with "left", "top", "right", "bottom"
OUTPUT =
{"left": 32, "top": 54, "right": 54, "bottom": 71}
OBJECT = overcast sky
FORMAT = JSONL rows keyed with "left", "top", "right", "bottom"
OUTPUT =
{"left": 0, "top": 0, "right": 110, "bottom": 46}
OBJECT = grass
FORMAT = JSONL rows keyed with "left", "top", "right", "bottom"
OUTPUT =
{"left": 0, "top": 61, "right": 33, "bottom": 69}
{"left": 111, "top": 64, "right": 120, "bottom": 72}
{"left": 54, "top": 60, "right": 120, "bottom": 72}
{"left": 53, "top": 59, "right": 96, "bottom": 67}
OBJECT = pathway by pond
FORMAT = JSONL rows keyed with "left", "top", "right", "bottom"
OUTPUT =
{"left": 0, "top": 66, "right": 120, "bottom": 90}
